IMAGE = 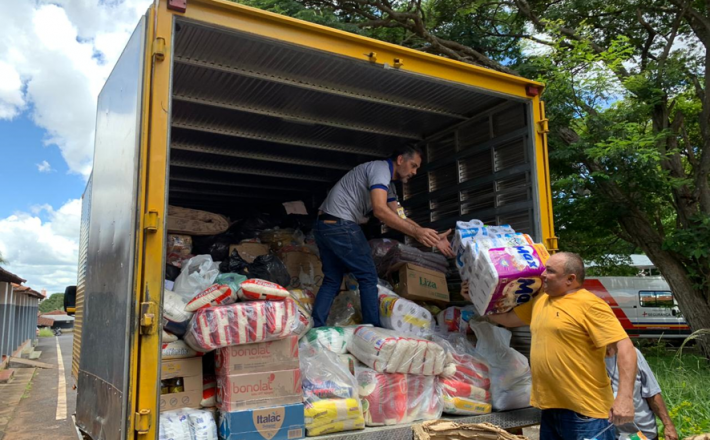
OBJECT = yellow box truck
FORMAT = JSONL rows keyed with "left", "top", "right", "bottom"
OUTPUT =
{"left": 72, "top": 0, "right": 556, "bottom": 438}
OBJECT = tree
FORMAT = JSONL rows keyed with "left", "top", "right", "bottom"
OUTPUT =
{"left": 39, "top": 293, "right": 65, "bottom": 314}
{"left": 231, "top": 0, "right": 710, "bottom": 355}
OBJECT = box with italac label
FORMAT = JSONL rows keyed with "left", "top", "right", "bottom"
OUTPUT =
{"left": 216, "top": 369, "right": 303, "bottom": 412}
{"left": 215, "top": 335, "right": 299, "bottom": 376}
{"left": 219, "top": 403, "right": 305, "bottom": 440}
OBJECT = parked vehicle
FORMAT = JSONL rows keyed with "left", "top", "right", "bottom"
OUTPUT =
{"left": 585, "top": 277, "right": 691, "bottom": 339}
{"left": 71, "top": 0, "right": 555, "bottom": 439}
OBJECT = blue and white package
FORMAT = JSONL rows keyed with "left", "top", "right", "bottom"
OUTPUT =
{"left": 218, "top": 403, "right": 304, "bottom": 440}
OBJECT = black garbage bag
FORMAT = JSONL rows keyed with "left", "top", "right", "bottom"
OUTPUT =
{"left": 165, "top": 264, "right": 181, "bottom": 282}
{"left": 220, "top": 249, "right": 250, "bottom": 274}
{"left": 192, "top": 233, "right": 236, "bottom": 263}
{"left": 248, "top": 254, "right": 290, "bottom": 287}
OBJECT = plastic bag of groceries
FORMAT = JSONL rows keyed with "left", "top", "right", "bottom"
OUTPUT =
{"left": 159, "top": 408, "right": 217, "bottom": 440}
{"left": 326, "top": 290, "right": 362, "bottom": 327}
{"left": 163, "top": 288, "right": 194, "bottom": 336}
{"left": 433, "top": 335, "right": 491, "bottom": 415}
{"left": 166, "top": 234, "right": 193, "bottom": 267}
{"left": 184, "top": 299, "right": 298, "bottom": 352}
{"left": 299, "top": 340, "right": 365, "bottom": 436}
{"left": 356, "top": 367, "right": 442, "bottom": 426}
{"left": 347, "top": 326, "right": 448, "bottom": 375}
{"left": 378, "top": 288, "right": 432, "bottom": 338}
{"left": 173, "top": 255, "right": 220, "bottom": 300}
{"left": 469, "top": 321, "right": 531, "bottom": 411}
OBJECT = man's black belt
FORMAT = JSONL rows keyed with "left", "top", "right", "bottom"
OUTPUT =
{"left": 318, "top": 213, "right": 342, "bottom": 221}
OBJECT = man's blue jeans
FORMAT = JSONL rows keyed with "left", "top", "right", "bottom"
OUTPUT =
{"left": 311, "top": 219, "right": 381, "bottom": 328}
{"left": 540, "top": 409, "right": 614, "bottom": 440}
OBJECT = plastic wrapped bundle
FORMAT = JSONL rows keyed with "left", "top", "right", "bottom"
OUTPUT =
{"left": 184, "top": 299, "right": 297, "bottom": 352}
{"left": 167, "top": 234, "right": 193, "bottom": 267}
{"left": 159, "top": 408, "right": 218, "bottom": 440}
{"left": 326, "top": 290, "right": 362, "bottom": 327}
{"left": 289, "top": 289, "right": 316, "bottom": 314}
{"left": 347, "top": 326, "right": 447, "bottom": 375}
{"left": 291, "top": 298, "right": 314, "bottom": 339}
{"left": 163, "top": 288, "right": 194, "bottom": 336}
{"left": 369, "top": 238, "right": 399, "bottom": 268}
{"left": 377, "top": 243, "right": 449, "bottom": 277}
{"left": 434, "top": 335, "right": 491, "bottom": 415}
{"left": 300, "top": 342, "right": 365, "bottom": 436}
{"left": 302, "top": 327, "right": 349, "bottom": 354}
{"left": 436, "top": 306, "right": 476, "bottom": 334}
{"left": 357, "top": 368, "right": 442, "bottom": 426}
{"left": 470, "top": 321, "right": 531, "bottom": 411}
{"left": 378, "top": 290, "right": 432, "bottom": 338}
{"left": 161, "top": 340, "right": 200, "bottom": 359}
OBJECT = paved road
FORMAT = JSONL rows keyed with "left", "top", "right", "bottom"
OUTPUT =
{"left": 3, "top": 334, "right": 78, "bottom": 440}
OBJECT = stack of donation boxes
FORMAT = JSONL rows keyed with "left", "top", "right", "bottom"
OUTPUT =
{"left": 216, "top": 335, "right": 305, "bottom": 440}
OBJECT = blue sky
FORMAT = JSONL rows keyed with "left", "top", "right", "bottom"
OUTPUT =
{"left": 0, "top": 0, "right": 151, "bottom": 294}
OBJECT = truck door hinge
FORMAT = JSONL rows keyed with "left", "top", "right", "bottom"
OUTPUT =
{"left": 144, "top": 211, "right": 159, "bottom": 232}
{"left": 135, "top": 409, "right": 152, "bottom": 434}
{"left": 152, "top": 38, "right": 166, "bottom": 62}
{"left": 537, "top": 118, "right": 549, "bottom": 134}
{"left": 140, "top": 302, "right": 158, "bottom": 335}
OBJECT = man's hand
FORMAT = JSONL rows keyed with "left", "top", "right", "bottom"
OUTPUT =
{"left": 663, "top": 425, "right": 679, "bottom": 440}
{"left": 414, "top": 227, "right": 440, "bottom": 247}
{"left": 435, "top": 229, "right": 455, "bottom": 258}
{"left": 609, "top": 396, "right": 635, "bottom": 425}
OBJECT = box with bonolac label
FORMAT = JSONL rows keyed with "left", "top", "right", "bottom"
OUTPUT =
{"left": 215, "top": 335, "right": 299, "bottom": 376}
{"left": 217, "top": 369, "right": 303, "bottom": 412}
{"left": 219, "top": 403, "right": 305, "bottom": 440}
{"left": 391, "top": 263, "right": 449, "bottom": 303}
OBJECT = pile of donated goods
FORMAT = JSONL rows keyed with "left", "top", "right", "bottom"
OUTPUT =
{"left": 158, "top": 206, "right": 549, "bottom": 440}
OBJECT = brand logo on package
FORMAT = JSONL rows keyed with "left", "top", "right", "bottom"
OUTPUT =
{"left": 514, "top": 246, "right": 539, "bottom": 269}
{"left": 231, "top": 344, "right": 271, "bottom": 358}
{"left": 253, "top": 407, "right": 285, "bottom": 440}
{"left": 234, "top": 374, "right": 275, "bottom": 395}
{"left": 419, "top": 277, "right": 437, "bottom": 289}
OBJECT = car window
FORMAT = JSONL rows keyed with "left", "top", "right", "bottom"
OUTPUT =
{"left": 639, "top": 290, "right": 674, "bottom": 308}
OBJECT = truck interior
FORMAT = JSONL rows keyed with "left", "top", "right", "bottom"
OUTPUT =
{"left": 165, "top": 19, "right": 542, "bottom": 242}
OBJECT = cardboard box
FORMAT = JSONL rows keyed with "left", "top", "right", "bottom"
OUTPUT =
{"left": 219, "top": 403, "right": 305, "bottom": 440}
{"left": 229, "top": 243, "right": 270, "bottom": 263}
{"left": 160, "top": 358, "right": 203, "bottom": 412}
{"left": 280, "top": 251, "right": 323, "bottom": 290}
{"left": 217, "top": 369, "right": 303, "bottom": 412}
{"left": 391, "top": 263, "right": 449, "bottom": 303}
{"left": 161, "top": 357, "right": 202, "bottom": 380}
{"left": 215, "top": 335, "right": 299, "bottom": 375}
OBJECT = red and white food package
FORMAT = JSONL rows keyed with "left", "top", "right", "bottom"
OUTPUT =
{"left": 434, "top": 335, "right": 491, "bottom": 415}
{"left": 201, "top": 374, "right": 217, "bottom": 408}
{"left": 238, "top": 279, "right": 289, "bottom": 301}
{"left": 357, "top": 368, "right": 442, "bottom": 426}
{"left": 161, "top": 340, "right": 201, "bottom": 359}
{"left": 184, "top": 299, "right": 297, "bottom": 352}
{"left": 346, "top": 326, "right": 446, "bottom": 375}
{"left": 185, "top": 284, "right": 238, "bottom": 312}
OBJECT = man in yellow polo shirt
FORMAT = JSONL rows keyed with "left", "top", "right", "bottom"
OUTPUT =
{"left": 488, "top": 252, "right": 637, "bottom": 440}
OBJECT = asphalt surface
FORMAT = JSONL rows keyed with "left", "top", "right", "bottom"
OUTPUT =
{"left": 3, "top": 334, "right": 78, "bottom": 440}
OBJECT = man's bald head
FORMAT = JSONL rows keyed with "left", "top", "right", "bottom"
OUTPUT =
{"left": 557, "top": 252, "right": 586, "bottom": 284}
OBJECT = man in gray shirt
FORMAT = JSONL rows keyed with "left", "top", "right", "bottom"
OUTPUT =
{"left": 605, "top": 346, "right": 678, "bottom": 440}
{"left": 312, "top": 145, "right": 454, "bottom": 327}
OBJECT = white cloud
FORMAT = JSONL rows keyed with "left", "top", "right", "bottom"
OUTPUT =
{"left": 36, "top": 160, "right": 52, "bottom": 173}
{"left": 0, "top": 0, "right": 151, "bottom": 178}
{"left": 0, "top": 199, "right": 82, "bottom": 294}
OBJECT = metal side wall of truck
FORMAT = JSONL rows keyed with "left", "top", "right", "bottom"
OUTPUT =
{"left": 74, "top": 1, "right": 556, "bottom": 439}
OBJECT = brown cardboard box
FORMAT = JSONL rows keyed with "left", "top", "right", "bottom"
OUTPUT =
{"left": 217, "top": 369, "right": 303, "bottom": 412}
{"left": 280, "top": 251, "right": 323, "bottom": 289}
{"left": 215, "top": 335, "right": 299, "bottom": 375}
{"left": 391, "top": 263, "right": 449, "bottom": 303}
{"left": 161, "top": 357, "right": 202, "bottom": 380}
{"left": 160, "top": 375, "right": 202, "bottom": 411}
{"left": 229, "top": 243, "right": 270, "bottom": 263}
{"left": 160, "top": 358, "right": 203, "bottom": 412}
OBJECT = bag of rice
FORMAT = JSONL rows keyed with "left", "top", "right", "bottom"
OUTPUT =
{"left": 162, "top": 340, "right": 200, "bottom": 359}
{"left": 238, "top": 278, "right": 289, "bottom": 301}
{"left": 185, "top": 284, "right": 238, "bottom": 312}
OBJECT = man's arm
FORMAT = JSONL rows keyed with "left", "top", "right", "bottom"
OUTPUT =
{"left": 646, "top": 394, "right": 678, "bottom": 440}
{"left": 610, "top": 338, "right": 637, "bottom": 425}
{"left": 487, "top": 311, "right": 527, "bottom": 328}
{"left": 387, "top": 201, "right": 455, "bottom": 257}
{"left": 373, "top": 190, "right": 439, "bottom": 246}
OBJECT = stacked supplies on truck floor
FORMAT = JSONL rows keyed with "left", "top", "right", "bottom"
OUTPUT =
{"left": 434, "top": 335, "right": 491, "bottom": 415}
{"left": 377, "top": 286, "right": 433, "bottom": 338}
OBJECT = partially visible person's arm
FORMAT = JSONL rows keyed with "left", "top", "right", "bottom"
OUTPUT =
{"left": 379, "top": 195, "right": 454, "bottom": 256}
{"left": 646, "top": 394, "right": 678, "bottom": 440}
{"left": 372, "top": 189, "right": 439, "bottom": 246}
{"left": 487, "top": 311, "right": 527, "bottom": 328}
{"left": 610, "top": 338, "right": 637, "bottom": 425}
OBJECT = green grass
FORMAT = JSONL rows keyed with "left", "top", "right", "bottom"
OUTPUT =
{"left": 642, "top": 344, "right": 710, "bottom": 439}
{"left": 37, "top": 328, "right": 54, "bottom": 337}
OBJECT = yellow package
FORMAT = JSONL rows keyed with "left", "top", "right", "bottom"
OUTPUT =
{"left": 304, "top": 398, "right": 362, "bottom": 428}
{"left": 442, "top": 395, "right": 492, "bottom": 415}
{"left": 306, "top": 416, "right": 365, "bottom": 436}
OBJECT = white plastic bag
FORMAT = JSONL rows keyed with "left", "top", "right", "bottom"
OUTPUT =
{"left": 173, "top": 255, "right": 220, "bottom": 300}
{"left": 159, "top": 408, "right": 218, "bottom": 440}
{"left": 469, "top": 321, "right": 531, "bottom": 411}
{"left": 433, "top": 335, "right": 491, "bottom": 415}
{"left": 299, "top": 341, "right": 365, "bottom": 436}
{"left": 163, "top": 288, "right": 194, "bottom": 336}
